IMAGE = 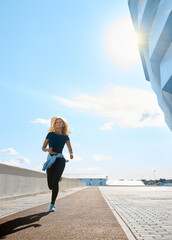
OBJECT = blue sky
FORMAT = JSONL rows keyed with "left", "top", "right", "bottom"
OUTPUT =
{"left": 0, "top": 0, "right": 172, "bottom": 180}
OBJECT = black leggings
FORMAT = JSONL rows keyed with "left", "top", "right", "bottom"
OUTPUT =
{"left": 47, "top": 157, "right": 66, "bottom": 205}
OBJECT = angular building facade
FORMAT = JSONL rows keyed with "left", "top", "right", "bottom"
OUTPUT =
{"left": 128, "top": 0, "right": 172, "bottom": 131}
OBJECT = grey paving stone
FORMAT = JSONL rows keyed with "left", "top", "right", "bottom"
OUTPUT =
{"left": 99, "top": 186, "right": 172, "bottom": 240}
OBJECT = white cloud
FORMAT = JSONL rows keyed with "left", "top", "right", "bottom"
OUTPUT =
{"left": 15, "top": 156, "right": 30, "bottom": 164}
{"left": 1, "top": 148, "right": 19, "bottom": 155}
{"left": 7, "top": 159, "right": 22, "bottom": 166}
{"left": 55, "top": 85, "right": 166, "bottom": 128}
{"left": 1, "top": 155, "right": 30, "bottom": 167}
{"left": 93, "top": 154, "right": 112, "bottom": 161}
{"left": 1, "top": 147, "right": 30, "bottom": 167}
{"left": 64, "top": 153, "right": 83, "bottom": 162}
{"left": 101, "top": 121, "right": 114, "bottom": 130}
{"left": 30, "top": 118, "right": 50, "bottom": 126}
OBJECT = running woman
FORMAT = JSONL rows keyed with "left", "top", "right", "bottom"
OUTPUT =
{"left": 42, "top": 117, "right": 73, "bottom": 212}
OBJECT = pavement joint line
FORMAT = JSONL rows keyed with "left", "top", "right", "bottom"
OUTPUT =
{"left": 99, "top": 187, "right": 137, "bottom": 240}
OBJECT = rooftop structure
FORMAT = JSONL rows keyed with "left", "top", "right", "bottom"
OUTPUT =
{"left": 128, "top": 0, "right": 172, "bottom": 131}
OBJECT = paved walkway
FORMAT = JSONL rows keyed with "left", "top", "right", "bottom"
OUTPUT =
{"left": 99, "top": 186, "right": 172, "bottom": 240}
{"left": 0, "top": 187, "right": 86, "bottom": 219}
{"left": 0, "top": 187, "right": 128, "bottom": 240}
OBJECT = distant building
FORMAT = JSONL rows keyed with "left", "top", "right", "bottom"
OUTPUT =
{"left": 160, "top": 182, "right": 172, "bottom": 186}
{"left": 64, "top": 175, "right": 108, "bottom": 186}
{"left": 107, "top": 179, "right": 145, "bottom": 186}
{"left": 128, "top": 0, "right": 172, "bottom": 131}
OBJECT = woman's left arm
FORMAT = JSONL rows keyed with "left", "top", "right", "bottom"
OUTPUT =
{"left": 66, "top": 140, "right": 73, "bottom": 159}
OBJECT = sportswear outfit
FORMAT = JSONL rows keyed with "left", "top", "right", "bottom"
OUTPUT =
{"left": 43, "top": 132, "right": 69, "bottom": 210}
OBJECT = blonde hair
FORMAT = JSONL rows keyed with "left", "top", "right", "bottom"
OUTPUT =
{"left": 48, "top": 117, "right": 71, "bottom": 135}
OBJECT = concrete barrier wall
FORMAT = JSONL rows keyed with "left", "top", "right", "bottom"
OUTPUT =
{"left": 0, "top": 163, "right": 85, "bottom": 199}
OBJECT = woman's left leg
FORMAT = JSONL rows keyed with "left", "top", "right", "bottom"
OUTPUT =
{"left": 51, "top": 158, "right": 66, "bottom": 205}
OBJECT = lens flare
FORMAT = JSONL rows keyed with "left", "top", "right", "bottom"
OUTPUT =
{"left": 106, "top": 18, "right": 141, "bottom": 68}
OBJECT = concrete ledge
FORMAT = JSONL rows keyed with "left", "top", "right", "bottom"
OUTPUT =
{"left": 0, "top": 163, "right": 85, "bottom": 199}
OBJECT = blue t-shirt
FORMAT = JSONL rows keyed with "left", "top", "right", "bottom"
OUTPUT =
{"left": 46, "top": 132, "right": 69, "bottom": 154}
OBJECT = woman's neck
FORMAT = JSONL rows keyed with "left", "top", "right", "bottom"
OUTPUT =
{"left": 55, "top": 129, "right": 62, "bottom": 135}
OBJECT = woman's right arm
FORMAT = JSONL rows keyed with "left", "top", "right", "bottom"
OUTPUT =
{"left": 42, "top": 139, "right": 49, "bottom": 152}
{"left": 42, "top": 139, "right": 58, "bottom": 154}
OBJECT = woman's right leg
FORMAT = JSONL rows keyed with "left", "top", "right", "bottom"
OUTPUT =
{"left": 47, "top": 164, "right": 55, "bottom": 190}
{"left": 51, "top": 158, "right": 65, "bottom": 205}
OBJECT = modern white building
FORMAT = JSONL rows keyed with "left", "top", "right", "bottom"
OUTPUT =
{"left": 128, "top": 0, "right": 172, "bottom": 131}
{"left": 64, "top": 175, "right": 108, "bottom": 186}
{"left": 107, "top": 179, "right": 144, "bottom": 186}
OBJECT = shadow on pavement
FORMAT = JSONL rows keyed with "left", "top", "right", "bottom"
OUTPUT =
{"left": 0, "top": 211, "right": 50, "bottom": 239}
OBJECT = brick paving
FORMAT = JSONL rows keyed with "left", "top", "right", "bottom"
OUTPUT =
{"left": 99, "top": 186, "right": 172, "bottom": 240}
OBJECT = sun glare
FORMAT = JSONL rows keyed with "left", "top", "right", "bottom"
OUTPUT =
{"left": 106, "top": 18, "right": 141, "bottom": 68}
